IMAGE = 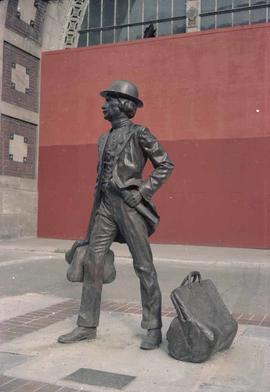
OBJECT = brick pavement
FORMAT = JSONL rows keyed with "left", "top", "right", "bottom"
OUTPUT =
{"left": 0, "top": 299, "right": 269, "bottom": 345}
{"left": 0, "top": 299, "right": 269, "bottom": 391}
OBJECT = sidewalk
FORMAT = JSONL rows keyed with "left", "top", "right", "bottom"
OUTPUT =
{"left": 0, "top": 295, "right": 269, "bottom": 392}
{"left": 0, "top": 237, "right": 269, "bottom": 392}
{"left": 1, "top": 237, "right": 270, "bottom": 266}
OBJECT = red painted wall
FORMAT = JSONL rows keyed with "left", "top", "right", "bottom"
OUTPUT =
{"left": 39, "top": 24, "right": 270, "bottom": 248}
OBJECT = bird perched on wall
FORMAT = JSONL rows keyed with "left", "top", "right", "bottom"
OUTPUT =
{"left": 144, "top": 23, "right": 156, "bottom": 38}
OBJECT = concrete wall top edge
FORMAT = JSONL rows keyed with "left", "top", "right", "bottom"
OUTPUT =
{"left": 41, "top": 23, "right": 270, "bottom": 57}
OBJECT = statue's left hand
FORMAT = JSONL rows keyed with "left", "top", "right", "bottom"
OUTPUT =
{"left": 123, "top": 190, "right": 142, "bottom": 208}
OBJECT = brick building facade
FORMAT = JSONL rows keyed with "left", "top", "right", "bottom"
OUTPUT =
{"left": 0, "top": 0, "right": 73, "bottom": 238}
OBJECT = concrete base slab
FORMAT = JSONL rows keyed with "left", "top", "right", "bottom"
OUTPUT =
{"left": 195, "top": 334, "right": 270, "bottom": 392}
{"left": 1, "top": 310, "right": 269, "bottom": 392}
{"left": 0, "top": 293, "right": 68, "bottom": 322}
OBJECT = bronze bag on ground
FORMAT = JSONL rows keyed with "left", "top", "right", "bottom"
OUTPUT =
{"left": 65, "top": 240, "right": 116, "bottom": 284}
{"left": 166, "top": 271, "right": 238, "bottom": 363}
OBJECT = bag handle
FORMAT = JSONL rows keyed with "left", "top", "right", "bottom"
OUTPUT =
{"left": 181, "top": 271, "right": 201, "bottom": 288}
{"left": 65, "top": 240, "right": 89, "bottom": 264}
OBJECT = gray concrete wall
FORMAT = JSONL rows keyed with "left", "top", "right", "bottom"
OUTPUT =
{"left": 42, "top": 0, "right": 72, "bottom": 51}
{"left": 0, "top": 175, "right": 37, "bottom": 238}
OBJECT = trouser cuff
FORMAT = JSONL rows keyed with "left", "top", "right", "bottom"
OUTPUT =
{"left": 77, "top": 316, "right": 98, "bottom": 328}
{"left": 141, "top": 319, "right": 162, "bottom": 330}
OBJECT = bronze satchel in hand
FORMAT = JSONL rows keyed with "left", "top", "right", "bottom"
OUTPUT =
{"left": 65, "top": 240, "right": 116, "bottom": 284}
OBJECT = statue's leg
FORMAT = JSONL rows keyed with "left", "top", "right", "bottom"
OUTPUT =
{"left": 115, "top": 201, "right": 162, "bottom": 331}
{"left": 77, "top": 209, "right": 117, "bottom": 328}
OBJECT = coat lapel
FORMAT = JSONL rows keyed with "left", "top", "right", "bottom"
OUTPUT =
{"left": 98, "top": 132, "right": 110, "bottom": 174}
{"left": 114, "top": 123, "right": 136, "bottom": 162}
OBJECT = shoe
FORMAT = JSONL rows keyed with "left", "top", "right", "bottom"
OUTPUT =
{"left": 57, "top": 326, "right": 96, "bottom": 344}
{"left": 140, "top": 328, "right": 162, "bottom": 350}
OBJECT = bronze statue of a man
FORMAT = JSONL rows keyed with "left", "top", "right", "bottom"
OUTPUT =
{"left": 58, "top": 80, "right": 174, "bottom": 349}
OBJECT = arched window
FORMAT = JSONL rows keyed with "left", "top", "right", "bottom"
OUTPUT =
{"left": 78, "top": 0, "right": 187, "bottom": 47}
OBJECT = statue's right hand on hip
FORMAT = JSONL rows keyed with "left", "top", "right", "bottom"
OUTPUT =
{"left": 122, "top": 189, "right": 142, "bottom": 208}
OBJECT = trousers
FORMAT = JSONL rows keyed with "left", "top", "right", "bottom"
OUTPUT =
{"left": 77, "top": 187, "right": 162, "bottom": 330}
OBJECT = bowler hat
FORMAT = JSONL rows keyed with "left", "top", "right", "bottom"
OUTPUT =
{"left": 100, "top": 80, "right": 143, "bottom": 108}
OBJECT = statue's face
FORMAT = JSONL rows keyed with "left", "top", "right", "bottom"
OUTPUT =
{"left": 102, "top": 96, "right": 121, "bottom": 121}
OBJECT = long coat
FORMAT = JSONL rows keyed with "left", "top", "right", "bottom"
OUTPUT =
{"left": 85, "top": 122, "right": 174, "bottom": 243}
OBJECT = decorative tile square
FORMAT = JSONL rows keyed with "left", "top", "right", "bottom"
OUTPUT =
{"left": 64, "top": 368, "right": 136, "bottom": 390}
{"left": 2, "top": 43, "right": 39, "bottom": 112}
{"left": 1, "top": 115, "right": 37, "bottom": 179}
{"left": 9, "top": 134, "right": 28, "bottom": 163}
{"left": 17, "top": 0, "right": 37, "bottom": 25}
{"left": 11, "top": 64, "right": 30, "bottom": 94}
{"left": 5, "top": 0, "right": 47, "bottom": 44}
{"left": 0, "top": 352, "right": 30, "bottom": 372}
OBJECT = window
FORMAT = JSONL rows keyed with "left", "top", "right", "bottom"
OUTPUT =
{"left": 200, "top": 0, "right": 269, "bottom": 31}
{"left": 78, "top": 0, "right": 186, "bottom": 47}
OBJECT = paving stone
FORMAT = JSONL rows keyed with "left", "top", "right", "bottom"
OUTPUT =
{"left": 58, "top": 388, "right": 84, "bottom": 392}
{"left": 0, "top": 352, "right": 31, "bottom": 372}
{"left": 0, "top": 376, "right": 15, "bottom": 387}
{"left": 244, "top": 319, "right": 261, "bottom": 325}
{"left": 261, "top": 316, "right": 270, "bottom": 326}
{"left": 64, "top": 368, "right": 136, "bottom": 390}
{"left": 238, "top": 319, "right": 250, "bottom": 325}
{"left": 35, "top": 384, "right": 63, "bottom": 392}
{"left": 101, "top": 302, "right": 115, "bottom": 309}
{"left": 239, "top": 314, "right": 252, "bottom": 320}
{"left": 198, "top": 383, "right": 247, "bottom": 392}
{"left": 243, "top": 325, "right": 270, "bottom": 339}
{"left": 249, "top": 314, "right": 264, "bottom": 322}
{"left": 0, "top": 378, "right": 29, "bottom": 392}
{"left": 13, "top": 381, "right": 46, "bottom": 392}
